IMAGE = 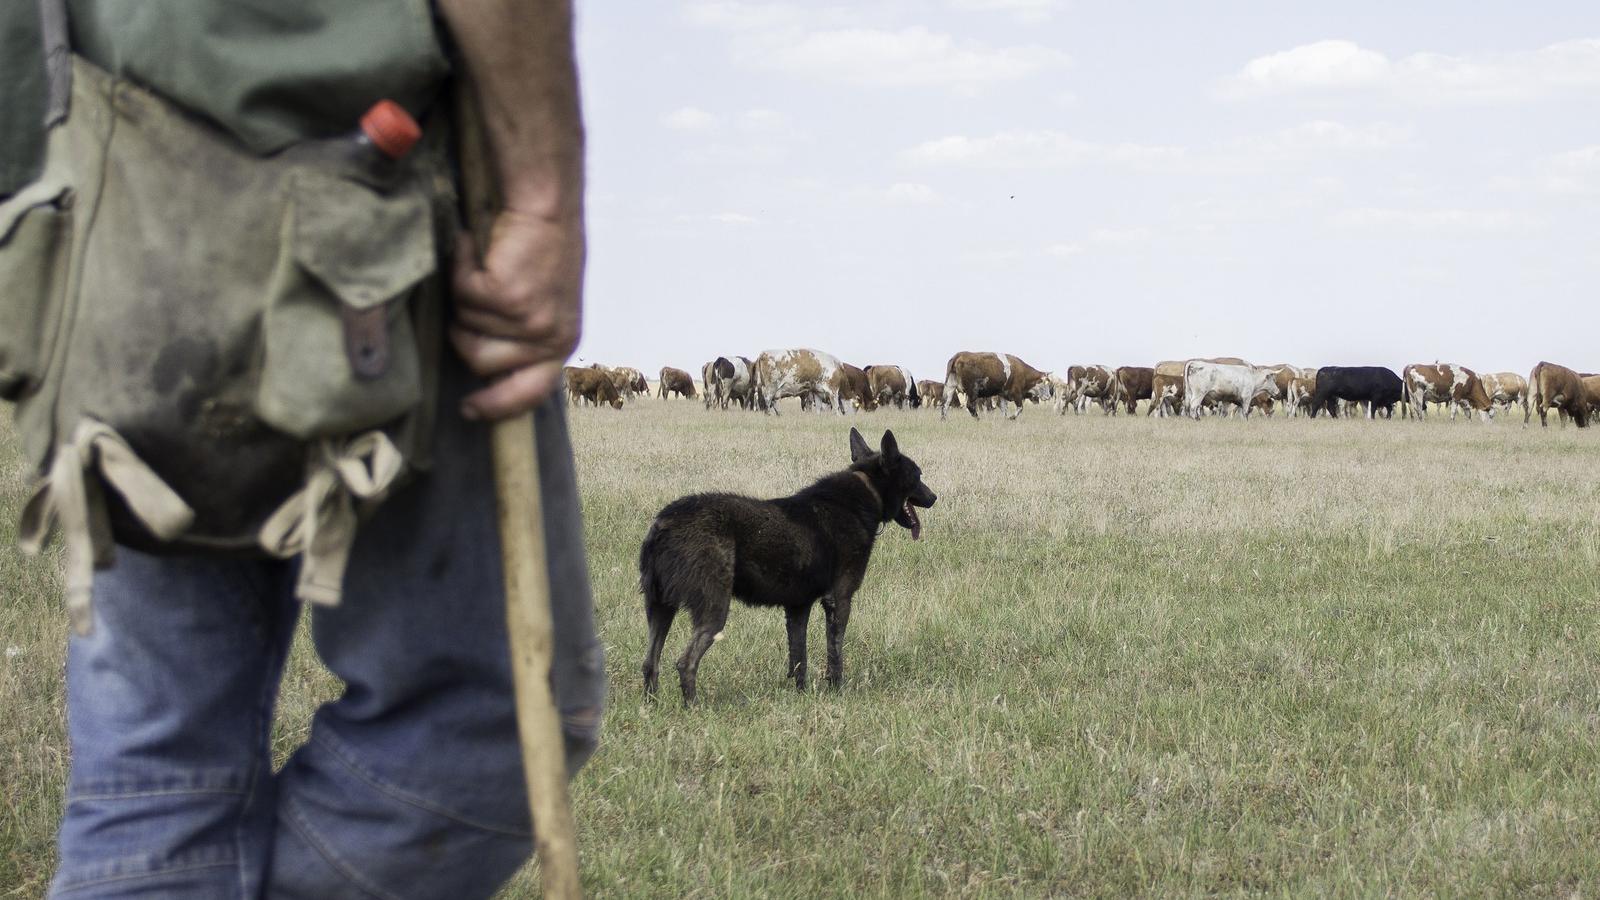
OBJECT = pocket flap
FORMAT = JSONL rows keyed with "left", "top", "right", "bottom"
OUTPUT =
{"left": 0, "top": 177, "right": 70, "bottom": 245}
{"left": 291, "top": 172, "right": 436, "bottom": 310}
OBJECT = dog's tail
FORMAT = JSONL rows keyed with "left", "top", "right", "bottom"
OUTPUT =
{"left": 638, "top": 518, "right": 663, "bottom": 606}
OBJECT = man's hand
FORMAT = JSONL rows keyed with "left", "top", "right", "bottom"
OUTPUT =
{"left": 440, "top": 0, "right": 585, "bottom": 421}
{"left": 452, "top": 208, "right": 584, "bottom": 420}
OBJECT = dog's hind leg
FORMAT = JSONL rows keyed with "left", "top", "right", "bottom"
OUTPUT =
{"left": 785, "top": 604, "right": 812, "bottom": 690}
{"left": 675, "top": 601, "right": 729, "bottom": 706}
{"left": 641, "top": 599, "right": 677, "bottom": 697}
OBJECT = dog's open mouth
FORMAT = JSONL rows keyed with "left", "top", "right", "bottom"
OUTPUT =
{"left": 898, "top": 500, "right": 921, "bottom": 540}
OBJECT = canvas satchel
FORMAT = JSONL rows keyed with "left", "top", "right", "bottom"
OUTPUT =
{"left": 0, "top": 58, "right": 452, "bottom": 631}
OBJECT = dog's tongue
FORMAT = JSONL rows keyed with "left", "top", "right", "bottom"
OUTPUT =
{"left": 905, "top": 501, "right": 921, "bottom": 541}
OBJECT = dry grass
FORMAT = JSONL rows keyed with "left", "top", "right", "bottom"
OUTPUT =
{"left": 4, "top": 399, "right": 1600, "bottom": 897}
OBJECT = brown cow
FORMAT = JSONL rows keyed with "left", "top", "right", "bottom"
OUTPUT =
{"left": 1527, "top": 361, "right": 1591, "bottom": 428}
{"left": 1585, "top": 375, "right": 1600, "bottom": 417}
{"left": 866, "top": 365, "right": 919, "bottom": 409}
{"left": 1149, "top": 361, "right": 1186, "bottom": 417}
{"left": 1401, "top": 363, "right": 1492, "bottom": 421}
{"left": 1115, "top": 366, "right": 1154, "bottom": 415}
{"left": 565, "top": 365, "right": 623, "bottom": 409}
{"left": 940, "top": 352, "right": 1051, "bottom": 420}
{"left": 831, "top": 363, "right": 877, "bottom": 412}
{"left": 918, "top": 379, "right": 949, "bottom": 409}
{"left": 659, "top": 366, "right": 697, "bottom": 400}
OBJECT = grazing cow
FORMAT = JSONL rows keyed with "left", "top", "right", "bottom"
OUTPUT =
{"left": 1308, "top": 366, "right": 1403, "bottom": 419}
{"left": 1480, "top": 372, "right": 1529, "bottom": 419}
{"left": 1115, "top": 366, "right": 1154, "bottom": 415}
{"left": 1249, "top": 391, "right": 1276, "bottom": 417}
{"left": 1182, "top": 361, "right": 1276, "bottom": 419}
{"left": 1401, "top": 363, "right": 1492, "bottom": 421}
{"left": 866, "top": 365, "right": 920, "bottom": 409}
{"left": 606, "top": 366, "right": 647, "bottom": 401}
{"left": 1064, "top": 364, "right": 1123, "bottom": 415}
{"left": 659, "top": 366, "right": 697, "bottom": 400}
{"left": 941, "top": 352, "right": 1052, "bottom": 420}
{"left": 1526, "top": 361, "right": 1591, "bottom": 428}
{"left": 704, "top": 356, "right": 756, "bottom": 410}
{"left": 754, "top": 348, "right": 845, "bottom": 415}
{"left": 1149, "top": 361, "right": 1186, "bottom": 417}
{"left": 1286, "top": 375, "right": 1317, "bottom": 416}
{"left": 565, "top": 366, "right": 623, "bottom": 409}
{"left": 832, "top": 363, "right": 877, "bottom": 412}
{"left": 917, "top": 379, "right": 947, "bottom": 409}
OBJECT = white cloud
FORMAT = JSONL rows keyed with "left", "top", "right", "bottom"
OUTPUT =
{"left": 1220, "top": 38, "right": 1600, "bottom": 103}
{"left": 1222, "top": 40, "right": 1389, "bottom": 97}
{"left": 903, "top": 131, "right": 1183, "bottom": 169}
{"left": 760, "top": 27, "right": 1067, "bottom": 92}
{"left": 1328, "top": 207, "right": 1538, "bottom": 232}
{"left": 947, "top": 0, "right": 1063, "bottom": 25}
{"left": 710, "top": 212, "right": 760, "bottom": 225}
{"left": 663, "top": 106, "right": 720, "bottom": 131}
{"left": 1045, "top": 242, "right": 1085, "bottom": 258}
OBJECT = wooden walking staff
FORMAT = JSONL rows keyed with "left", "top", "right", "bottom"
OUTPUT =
{"left": 455, "top": 81, "right": 583, "bottom": 898}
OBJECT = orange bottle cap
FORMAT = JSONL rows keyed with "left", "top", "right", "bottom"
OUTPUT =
{"left": 360, "top": 100, "right": 422, "bottom": 159}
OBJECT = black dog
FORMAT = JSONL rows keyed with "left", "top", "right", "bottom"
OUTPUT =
{"left": 639, "top": 428, "right": 937, "bottom": 704}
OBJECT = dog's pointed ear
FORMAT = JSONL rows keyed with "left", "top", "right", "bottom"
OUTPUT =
{"left": 849, "top": 427, "right": 872, "bottom": 462}
{"left": 880, "top": 430, "right": 900, "bottom": 462}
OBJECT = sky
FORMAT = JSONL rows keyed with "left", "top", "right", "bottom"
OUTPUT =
{"left": 572, "top": 1, "right": 1599, "bottom": 383}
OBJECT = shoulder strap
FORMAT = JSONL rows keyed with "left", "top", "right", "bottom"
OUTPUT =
{"left": 38, "top": 0, "right": 69, "bottom": 126}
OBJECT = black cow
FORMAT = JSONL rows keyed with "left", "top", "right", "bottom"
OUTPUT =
{"left": 1308, "top": 366, "right": 1403, "bottom": 419}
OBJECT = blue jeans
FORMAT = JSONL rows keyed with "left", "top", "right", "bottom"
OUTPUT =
{"left": 50, "top": 367, "right": 606, "bottom": 899}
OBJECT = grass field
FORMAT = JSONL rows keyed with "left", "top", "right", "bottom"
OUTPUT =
{"left": 4, "top": 400, "right": 1600, "bottom": 897}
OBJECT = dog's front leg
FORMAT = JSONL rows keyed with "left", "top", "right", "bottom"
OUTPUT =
{"left": 785, "top": 604, "right": 812, "bottom": 690}
{"left": 821, "top": 594, "right": 853, "bottom": 689}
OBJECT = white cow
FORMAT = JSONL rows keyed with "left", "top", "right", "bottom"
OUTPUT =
{"left": 1183, "top": 361, "right": 1277, "bottom": 420}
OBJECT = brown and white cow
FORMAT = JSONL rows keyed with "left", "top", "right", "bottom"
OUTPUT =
{"left": 940, "top": 352, "right": 1051, "bottom": 420}
{"left": 1480, "top": 372, "right": 1529, "bottom": 419}
{"left": 565, "top": 365, "right": 623, "bottom": 409}
{"left": 917, "top": 379, "right": 947, "bottom": 409}
{"left": 1285, "top": 374, "right": 1317, "bottom": 416}
{"left": 1063, "top": 364, "right": 1122, "bottom": 415}
{"left": 591, "top": 364, "right": 646, "bottom": 402}
{"left": 866, "top": 365, "right": 920, "bottom": 409}
{"left": 754, "top": 348, "right": 846, "bottom": 415}
{"left": 659, "top": 367, "right": 697, "bottom": 400}
{"left": 832, "top": 363, "right": 877, "bottom": 412}
{"left": 1401, "top": 363, "right": 1492, "bottom": 421}
{"left": 1149, "top": 361, "right": 1187, "bottom": 417}
{"left": 1526, "top": 361, "right": 1591, "bottom": 428}
{"left": 1115, "top": 366, "right": 1154, "bottom": 415}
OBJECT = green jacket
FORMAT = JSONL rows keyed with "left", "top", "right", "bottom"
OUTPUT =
{"left": 0, "top": 0, "right": 449, "bottom": 195}
{"left": 0, "top": 4, "right": 46, "bottom": 197}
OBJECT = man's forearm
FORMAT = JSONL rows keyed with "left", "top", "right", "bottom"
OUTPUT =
{"left": 439, "top": 0, "right": 585, "bottom": 220}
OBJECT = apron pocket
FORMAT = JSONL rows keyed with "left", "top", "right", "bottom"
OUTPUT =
{"left": 256, "top": 168, "right": 435, "bottom": 439}
{"left": 0, "top": 178, "right": 72, "bottom": 401}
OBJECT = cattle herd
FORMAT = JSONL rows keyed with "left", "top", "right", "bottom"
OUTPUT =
{"left": 567, "top": 353, "right": 1598, "bottom": 428}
